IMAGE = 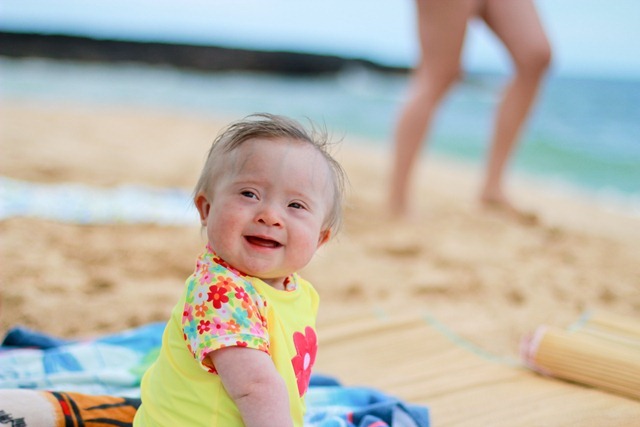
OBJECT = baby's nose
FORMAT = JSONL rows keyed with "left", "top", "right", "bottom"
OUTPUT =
{"left": 256, "top": 204, "right": 282, "bottom": 227}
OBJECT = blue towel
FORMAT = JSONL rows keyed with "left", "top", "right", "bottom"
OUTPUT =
{"left": 0, "top": 325, "right": 429, "bottom": 427}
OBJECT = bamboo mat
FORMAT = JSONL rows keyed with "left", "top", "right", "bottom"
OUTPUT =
{"left": 315, "top": 307, "right": 640, "bottom": 427}
{"left": 523, "top": 311, "right": 640, "bottom": 402}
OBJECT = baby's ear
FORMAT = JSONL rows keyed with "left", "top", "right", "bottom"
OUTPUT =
{"left": 194, "top": 193, "right": 211, "bottom": 226}
{"left": 317, "top": 229, "right": 331, "bottom": 247}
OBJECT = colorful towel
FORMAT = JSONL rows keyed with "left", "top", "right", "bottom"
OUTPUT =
{"left": 0, "top": 177, "right": 198, "bottom": 225}
{"left": 0, "top": 324, "right": 429, "bottom": 427}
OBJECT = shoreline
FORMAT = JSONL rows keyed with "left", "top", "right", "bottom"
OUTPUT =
{"left": 2, "top": 98, "right": 639, "bottom": 239}
{"left": 4, "top": 95, "right": 639, "bottom": 223}
{"left": 2, "top": 100, "right": 639, "bottom": 361}
{"left": 3, "top": 56, "right": 638, "bottom": 216}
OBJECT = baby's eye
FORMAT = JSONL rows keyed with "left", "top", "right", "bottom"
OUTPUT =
{"left": 288, "top": 202, "right": 304, "bottom": 209}
{"left": 241, "top": 191, "right": 257, "bottom": 199}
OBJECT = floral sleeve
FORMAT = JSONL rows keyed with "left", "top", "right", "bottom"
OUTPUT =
{"left": 181, "top": 257, "right": 270, "bottom": 372}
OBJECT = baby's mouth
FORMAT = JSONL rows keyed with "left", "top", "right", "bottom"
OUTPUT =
{"left": 245, "top": 236, "right": 282, "bottom": 248}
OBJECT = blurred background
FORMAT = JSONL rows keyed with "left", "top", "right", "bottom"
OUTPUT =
{"left": 2, "top": 0, "right": 639, "bottom": 214}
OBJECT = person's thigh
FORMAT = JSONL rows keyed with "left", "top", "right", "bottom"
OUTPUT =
{"left": 414, "top": 0, "right": 477, "bottom": 77}
{"left": 479, "top": 0, "right": 551, "bottom": 68}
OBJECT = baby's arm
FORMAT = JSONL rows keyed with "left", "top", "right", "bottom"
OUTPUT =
{"left": 210, "top": 346, "right": 293, "bottom": 427}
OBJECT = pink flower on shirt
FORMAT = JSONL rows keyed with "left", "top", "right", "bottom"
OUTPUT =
{"left": 182, "top": 304, "right": 194, "bottom": 323}
{"left": 250, "top": 321, "right": 266, "bottom": 338}
{"left": 199, "top": 271, "right": 212, "bottom": 285}
{"left": 291, "top": 327, "right": 317, "bottom": 397}
{"left": 211, "top": 317, "right": 227, "bottom": 334}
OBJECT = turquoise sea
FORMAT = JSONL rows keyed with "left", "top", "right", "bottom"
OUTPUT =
{"left": 2, "top": 58, "right": 639, "bottom": 214}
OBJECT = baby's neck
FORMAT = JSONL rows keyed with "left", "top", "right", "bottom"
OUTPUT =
{"left": 205, "top": 245, "right": 293, "bottom": 291}
{"left": 260, "top": 275, "right": 292, "bottom": 291}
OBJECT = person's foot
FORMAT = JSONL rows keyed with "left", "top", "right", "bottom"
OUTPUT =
{"left": 387, "top": 204, "right": 419, "bottom": 223}
{"left": 387, "top": 193, "right": 415, "bottom": 222}
{"left": 385, "top": 196, "right": 421, "bottom": 224}
{"left": 480, "top": 194, "right": 539, "bottom": 225}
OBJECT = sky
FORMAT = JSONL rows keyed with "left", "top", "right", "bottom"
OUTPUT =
{"left": 2, "top": 0, "right": 639, "bottom": 80}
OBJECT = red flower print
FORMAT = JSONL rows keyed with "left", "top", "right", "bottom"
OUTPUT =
{"left": 207, "top": 285, "right": 229, "bottom": 309}
{"left": 234, "top": 286, "right": 249, "bottom": 302}
{"left": 197, "top": 320, "right": 212, "bottom": 334}
{"left": 291, "top": 327, "right": 317, "bottom": 397}
{"left": 212, "top": 255, "right": 228, "bottom": 268}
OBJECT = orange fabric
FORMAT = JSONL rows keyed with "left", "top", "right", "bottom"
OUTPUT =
{"left": 43, "top": 391, "right": 140, "bottom": 427}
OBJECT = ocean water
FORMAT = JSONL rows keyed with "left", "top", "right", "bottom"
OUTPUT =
{"left": 2, "top": 58, "right": 639, "bottom": 214}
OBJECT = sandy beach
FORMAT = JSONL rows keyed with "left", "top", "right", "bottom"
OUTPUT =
{"left": 2, "top": 100, "right": 640, "bottom": 424}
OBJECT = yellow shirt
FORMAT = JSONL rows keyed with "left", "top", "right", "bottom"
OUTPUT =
{"left": 134, "top": 247, "right": 319, "bottom": 426}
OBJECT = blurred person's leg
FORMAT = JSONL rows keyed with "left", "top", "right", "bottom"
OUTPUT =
{"left": 389, "top": 0, "right": 476, "bottom": 218}
{"left": 478, "top": 0, "right": 552, "bottom": 208}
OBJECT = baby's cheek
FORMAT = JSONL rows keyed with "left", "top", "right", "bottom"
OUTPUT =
{"left": 301, "top": 237, "right": 322, "bottom": 259}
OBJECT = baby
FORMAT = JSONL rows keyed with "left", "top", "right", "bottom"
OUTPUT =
{"left": 133, "top": 113, "right": 346, "bottom": 426}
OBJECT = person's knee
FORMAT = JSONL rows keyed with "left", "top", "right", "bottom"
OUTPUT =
{"left": 534, "top": 42, "right": 552, "bottom": 72}
{"left": 516, "top": 42, "right": 552, "bottom": 77}
{"left": 437, "top": 65, "right": 463, "bottom": 90}
{"left": 414, "top": 64, "right": 460, "bottom": 99}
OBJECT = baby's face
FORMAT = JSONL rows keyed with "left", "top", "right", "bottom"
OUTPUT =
{"left": 197, "top": 137, "right": 333, "bottom": 289}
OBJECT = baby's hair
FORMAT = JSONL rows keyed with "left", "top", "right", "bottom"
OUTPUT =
{"left": 194, "top": 113, "right": 346, "bottom": 234}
